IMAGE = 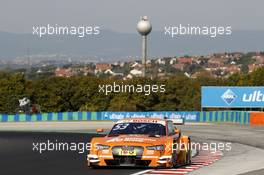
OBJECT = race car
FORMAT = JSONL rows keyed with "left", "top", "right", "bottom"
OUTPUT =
{"left": 87, "top": 118, "right": 191, "bottom": 168}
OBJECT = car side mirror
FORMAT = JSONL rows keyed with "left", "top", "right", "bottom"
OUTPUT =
{"left": 174, "top": 128, "right": 181, "bottom": 137}
{"left": 96, "top": 128, "right": 104, "bottom": 133}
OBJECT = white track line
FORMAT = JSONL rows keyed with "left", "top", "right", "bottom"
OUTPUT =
{"left": 131, "top": 150, "right": 223, "bottom": 175}
{"left": 148, "top": 171, "right": 188, "bottom": 174}
{"left": 145, "top": 174, "right": 184, "bottom": 175}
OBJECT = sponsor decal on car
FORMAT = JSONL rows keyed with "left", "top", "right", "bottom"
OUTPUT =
{"left": 106, "top": 137, "right": 157, "bottom": 143}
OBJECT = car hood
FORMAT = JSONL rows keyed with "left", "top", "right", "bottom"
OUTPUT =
{"left": 97, "top": 135, "right": 167, "bottom": 146}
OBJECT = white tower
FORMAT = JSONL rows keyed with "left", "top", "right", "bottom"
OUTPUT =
{"left": 137, "top": 16, "right": 152, "bottom": 77}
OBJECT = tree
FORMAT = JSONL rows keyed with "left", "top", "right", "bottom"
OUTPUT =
{"left": 0, "top": 72, "right": 27, "bottom": 113}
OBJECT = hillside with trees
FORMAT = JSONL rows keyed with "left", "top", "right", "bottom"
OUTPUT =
{"left": 1, "top": 67, "right": 264, "bottom": 114}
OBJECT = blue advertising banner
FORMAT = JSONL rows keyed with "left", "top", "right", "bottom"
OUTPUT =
{"left": 202, "top": 86, "right": 264, "bottom": 108}
{"left": 0, "top": 111, "right": 250, "bottom": 124}
{"left": 101, "top": 111, "right": 199, "bottom": 122}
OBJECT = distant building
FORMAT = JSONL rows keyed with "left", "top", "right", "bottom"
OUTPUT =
{"left": 230, "top": 61, "right": 236, "bottom": 65}
{"left": 125, "top": 74, "right": 133, "bottom": 79}
{"left": 207, "top": 57, "right": 224, "bottom": 67}
{"left": 169, "top": 58, "right": 177, "bottom": 65}
{"left": 95, "top": 63, "right": 112, "bottom": 72}
{"left": 146, "top": 60, "right": 152, "bottom": 64}
{"left": 120, "top": 62, "right": 125, "bottom": 67}
{"left": 130, "top": 69, "right": 142, "bottom": 77}
{"left": 177, "top": 57, "right": 193, "bottom": 64}
{"left": 130, "top": 62, "right": 142, "bottom": 69}
{"left": 248, "top": 64, "right": 263, "bottom": 73}
{"left": 104, "top": 69, "right": 115, "bottom": 75}
{"left": 36, "top": 69, "right": 43, "bottom": 74}
{"left": 172, "top": 63, "right": 185, "bottom": 71}
{"left": 227, "top": 65, "right": 241, "bottom": 74}
{"left": 81, "top": 67, "right": 94, "bottom": 75}
{"left": 254, "top": 55, "right": 264, "bottom": 64}
{"left": 104, "top": 69, "right": 124, "bottom": 76}
{"left": 155, "top": 58, "right": 166, "bottom": 65}
{"left": 55, "top": 68, "right": 74, "bottom": 77}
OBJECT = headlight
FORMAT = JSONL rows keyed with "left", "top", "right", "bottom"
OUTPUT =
{"left": 96, "top": 144, "right": 110, "bottom": 150}
{"left": 147, "top": 145, "right": 164, "bottom": 151}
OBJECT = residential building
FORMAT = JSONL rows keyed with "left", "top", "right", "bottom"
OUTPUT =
{"left": 55, "top": 68, "right": 74, "bottom": 77}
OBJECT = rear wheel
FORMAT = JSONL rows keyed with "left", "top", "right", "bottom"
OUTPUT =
{"left": 185, "top": 137, "right": 191, "bottom": 165}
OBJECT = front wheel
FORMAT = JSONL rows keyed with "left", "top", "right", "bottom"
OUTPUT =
{"left": 172, "top": 150, "right": 178, "bottom": 168}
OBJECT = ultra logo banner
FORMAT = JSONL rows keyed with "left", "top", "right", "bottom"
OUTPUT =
{"left": 202, "top": 86, "right": 264, "bottom": 108}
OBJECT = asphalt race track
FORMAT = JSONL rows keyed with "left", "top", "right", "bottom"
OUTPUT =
{"left": 0, "top": 123, "right": 264, "bottom": 175}
{"left": 0, "top": 132, "right": 143, "bottom": 175}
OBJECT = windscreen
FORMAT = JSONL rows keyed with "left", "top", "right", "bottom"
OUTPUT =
{"left": 108, "top": 122, "right": 166, "bottom": 136}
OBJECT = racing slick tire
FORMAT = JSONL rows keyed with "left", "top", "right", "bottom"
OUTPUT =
{"left": 185, "top": 137, "right": 191, "bottom": 165}
{"left": 172, "top": 149, "right": 178, "bottom": 168}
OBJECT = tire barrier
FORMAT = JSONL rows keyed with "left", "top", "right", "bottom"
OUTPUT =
{"left": 0, "top": 111, "right": 250, "bottom": 125}
{"left": 250, "top": 112, "right": 264, "bottom": 126}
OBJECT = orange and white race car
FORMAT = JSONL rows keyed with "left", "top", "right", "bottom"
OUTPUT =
{"left": 87, "top": 118, "right": 191, "bottom": 168}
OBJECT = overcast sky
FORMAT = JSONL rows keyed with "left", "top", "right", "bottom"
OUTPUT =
{"left": 1, "top": 0, "right": 264, "bottom": 33}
